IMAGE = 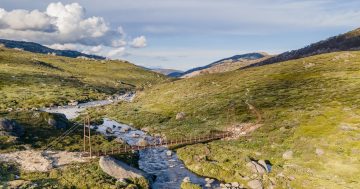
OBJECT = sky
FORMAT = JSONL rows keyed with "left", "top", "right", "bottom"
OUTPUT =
{"left": 1, "top": 0, "right": 360, "bottom": 70}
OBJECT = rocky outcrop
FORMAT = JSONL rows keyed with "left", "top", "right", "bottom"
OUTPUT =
{"left": 47, "top": 113, "right": 69, "bottom": 129}
{"left": 99, "top": 156, "right": 150, "bottom": 181}
{"left": 176, "top": 112, "right": 186, "bottom": 120}
{"left": 0, "top": 118, "right": 24, "bottom": 137}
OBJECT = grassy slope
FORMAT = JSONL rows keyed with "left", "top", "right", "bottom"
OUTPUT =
{"left": 0, "top": 47, "right": 168, "bottom": 111}
{"left": 91, "top": 51, "right": 360, "bottom": 188}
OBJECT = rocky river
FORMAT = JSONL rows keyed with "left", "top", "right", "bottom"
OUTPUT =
{"left": 42, "top": 93, "right": 220, "bottom": 189}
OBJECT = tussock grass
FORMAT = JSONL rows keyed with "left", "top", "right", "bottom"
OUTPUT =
{"left": 92, "top": 51, "right": 360, "bottom": 188}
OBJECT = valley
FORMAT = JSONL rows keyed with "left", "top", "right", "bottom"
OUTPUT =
{"left": 1, "top": 23, "right": 360, "bottom": 189}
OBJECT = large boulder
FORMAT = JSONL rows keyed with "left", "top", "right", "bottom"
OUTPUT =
{"left": 247, "top": 179, "right": 263, "bottom": 189}
{"left": 0, "top": 118, "right": 24, "bottom": 137}
{"left": 99, "top": 156, "right": 150, "bottom": 181}
{"left": 47, "top": 113, "right": 69, "bottom": 129}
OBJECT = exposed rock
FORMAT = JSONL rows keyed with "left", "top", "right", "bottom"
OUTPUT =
{"left": 282, "top": 150, "right": 293, "bottom": 160}
{"left": 132, "top": 133, "right": 140, "bottom": 138}
{"left": 166, "top": 150, "right": 173, "bottom": 156}
{"left": 246, "top": 161, "right": 266, "bottom": 174}
{"left": 205, "top": 178, "right": 215, "bottom": 184}
{"left": 137, "top": 138, "right": 149, "bottom": 146}
{"left": 315, "top": 148, "right": 324, "bottom": 156}
{"left": 6, "top": 180, "right": 32, "bottom": 188}
{"left": 47, "top": 113, "right": 68, "bottom": 129}
{"left": 247, "top": 179, "right": 263, "bottom": 189}
{"left": 115, "top": 138, "right": 125, "bottom": 143}
{"left": 183, "top": 176, "right": 190, "bottom": 183}
{"left": 258, "top": 160, "right": 271, "bottom": 173}
{"left": 99, "top": 156, "right": 150, "bottom": 180}
{"left": 231, "top": 182, "right": 240, "bottom": 187}
{"left": 0, "top": 118, "right": 24, "bottom": 137}
{"left": 106, "top": 127, "right": 114, "bottom": 134}
{"left": 141, "top": 127, "right": 150, "bottom": 132}
{"left": 120, "top": 127, "right": 130, "bottom": 133}
{"left": 176, "top": 112, "right": 186, "bottom": 120}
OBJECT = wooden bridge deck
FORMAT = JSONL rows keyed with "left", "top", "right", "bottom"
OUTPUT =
{"left": 84, "top": 132, "right": 233, "bottom": 157}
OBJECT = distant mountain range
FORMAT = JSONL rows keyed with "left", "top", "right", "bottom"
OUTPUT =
{"left": 246, "top": 28, "right": 360, "bottom": 68}
{"left": 179, "top": 52, "right": 272, "bottom": 78}
{"left": 151, "top": 69, "right": 184, "bottom": 77}
{"left": 0, "top": 39, "right": 105, "bottom": 60}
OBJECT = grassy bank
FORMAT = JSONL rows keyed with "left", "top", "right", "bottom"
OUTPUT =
{"left": 0, "top": 47, "right": 168, "bottom": 112}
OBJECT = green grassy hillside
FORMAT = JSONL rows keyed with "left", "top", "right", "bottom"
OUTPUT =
{"left": 0, "top": 47, "right": 168, "bottom": 112}
{"left": 91, "top": 51, "right": 360, "bottom": 188}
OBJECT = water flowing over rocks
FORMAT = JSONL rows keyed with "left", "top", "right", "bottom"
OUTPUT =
{"left": 94, "top": 118, "right": 220, "bottom": 189}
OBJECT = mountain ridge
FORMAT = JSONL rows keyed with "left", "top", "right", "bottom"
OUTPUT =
{"left": 0, "top": 39, "right": 105, "bottom": 60}
{"left": 180, "top": 52, "right": 271, "bottom": 78}
{"left": 244, "top": 28, "right": 360, "bottom": 68}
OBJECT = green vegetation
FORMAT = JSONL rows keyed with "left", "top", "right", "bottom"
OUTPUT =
{"left": 0, "top": 160, "right": 148, "bottom": 189}
{"left": 180, "top": 182, "right": 202, "bottom": 189}
{"left": 0, "top": 47, "right": 168, "bottom": 112}
{"left": 91, "top": 51, "right": 360, "bottom": 188}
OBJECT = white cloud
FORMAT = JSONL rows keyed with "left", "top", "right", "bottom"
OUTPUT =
{"left": 108, "top": 47, "right": 126, "bottom": 57}
{"left": 0, "top": 3, "right": 135, "bottom": 52}
{"left": 130, "top": 36, "right": 147, "bottom": 48}
{"left": 47, "top": 43, "right": 78, "bottom": 50}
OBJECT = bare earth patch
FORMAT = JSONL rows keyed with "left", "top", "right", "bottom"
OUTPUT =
{"left": 0, "top": 150, "right": 89, "bottom": 172}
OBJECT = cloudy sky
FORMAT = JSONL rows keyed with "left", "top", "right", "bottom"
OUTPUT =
{"left": 1, "top": 0, "right": 360, "bottom": 70}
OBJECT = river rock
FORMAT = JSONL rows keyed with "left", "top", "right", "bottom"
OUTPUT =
{"left": 205, "top": 178, "right": 215, "bottom": 184}
{"left": 99, "top": 156, "right": 150, "bottom": 180}
{"left": 166, "top": 150, "right": 172, "bottom": 156}
{"left": 106, "top": 128, "right": 114, "bottom": 134}
{"left": 176, "top": 112, "right": 186, "bottom": 120}
{"left": 183, "top": 176, "right": 190, "bottom": 183}
{"left": 282, "top": 150, "right": 293, "bottom": 160}
{"left": 47, "top": 113, "right": 68, "bottom": 129}
{"left": 0, "top": 118, "right": 24, "bottom": 137}
{"left": 132, "top": 133, "right": 140, "bottom": 138}
{"left": 247, "top": 179, "right": 263, "bottom": 189}
{"left": 231, "top": 182, "right": 240, "bottom": 187}
{"left": 137, "top": 138, "right": 149, "bottom": 146}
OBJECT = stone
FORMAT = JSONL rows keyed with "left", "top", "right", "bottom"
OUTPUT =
{"left": 224, "top": 183, "right": 231, "bottom": 188}
{"left": 258, "top": 160, "right": 271, "bottom": 173}
{"left": 106, "top": 128, "right": 114, "bottom": 134}
{"left": 282, "top": 150, "right": 293, "bottom": 160}
{"left": 183, "top": 177, "right": 190, "bottom": 183}
{"left": 166, "top": 150, "right": 172, "bottom": 156}
{"left": 120, "top": 127, "right": 131, "bottom": 133}
{"left": 231, "top": 182, "right": 240, "bottom": 187}
{"left": 176, "top": 112, "right": 186, "bottom": 120}
{"left": 315, "top": 148, "right": 324, "bottom": 156}
{"left": 99, "top": 156, "right": 150, "bottom": 181}
{"left": 247, "top": 179, "right": 263, "bottom": 189}
{"left": 206, "top": 178, "right": 215, "bottom": 184}
{"left": 131, "top": 133, "right": 140, "bottom": 138}
{"left": 141, "top": 127, "right": 150, "bottom": 132}
{"left": 114, "top": 138, "right": 124, "bottom": 143}
{"left": 0, "top": 118, "right": 24, "bottom": 137}
{"left": 246, "top": 161, "right": 266, "bottom": 174}
{"left": 47, "top": 113, "right": 68, "bottom": 129}
{"left": 137, "top": 138, "right": 149, "bottom": 146}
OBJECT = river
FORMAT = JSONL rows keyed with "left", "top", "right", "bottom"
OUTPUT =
{"left": 42, "top": 93, "right": 219, "bottom": 189}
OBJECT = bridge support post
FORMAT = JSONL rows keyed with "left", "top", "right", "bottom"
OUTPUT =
{"left": 83, "top": 116, "right": 92, "bottom": 158}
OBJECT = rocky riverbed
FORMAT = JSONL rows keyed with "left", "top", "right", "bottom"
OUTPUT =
{"left": 94, "top": 118, "right": 220, "bottom": 189}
